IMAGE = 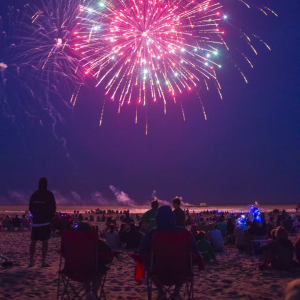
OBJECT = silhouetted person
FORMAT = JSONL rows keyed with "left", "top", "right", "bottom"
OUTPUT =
{"left": 227, "top": 218, "right": 235, "bottom": 235}
{"left": 141, "top": 199, "right": 159, "bottom": 230}
{"left": 119, "top": 223, "right": 128, "bottom": 245}
{"left": 283, "top": 216, "right": 294, "bottom": 233}
{"left": 126, "top": 223, "right": 143, "bottom": 250}
{"left": 105, "top": 224, "right": 120, "bottom": 249}
{"left": 12, "top": 215, "right": 21, "bottom": 230}
{"left": 122, "top": 212, "right": 134, "bottom": 226}
{"left": 173, "top": 198, "right": 186, "bottom": 227}
{"left": 29, "top": 177, "right": 56, "bottom": 267}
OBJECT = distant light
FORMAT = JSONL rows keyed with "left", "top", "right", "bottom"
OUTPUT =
{"left": 206, "top": 53, "right": 210, "bottom": 58}
{"left": 99, "top": 2, "right": 105, "bottom": 6}
{"left": 204, "top": 62, "right": 208, "bottom": 66}
{"left": 223, "top": 15, "right": 227, "bottom": 19}
{"left": 88, "top": 8, "right": 93, "bottom": 12}
{"left": 142, "top": 32, "right": 147, "bottom": 37}
{"left": 214, "top": 51, "right": 218, "bottom": 55}
{"left": 174, "top": 72, "right": 178, "bottom": 76}
{"left": 181, "top": 48, "right": 185, "bottom": 52}
{"left": 218, "top": 65, "right": 222, "bottom": 68}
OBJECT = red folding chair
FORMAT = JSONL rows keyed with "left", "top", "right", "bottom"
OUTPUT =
{"left": 147, "top": 230, "right": 194, "bottom": 300}
{"left": 57, "top": 230, "right": 107, "bottom": 300}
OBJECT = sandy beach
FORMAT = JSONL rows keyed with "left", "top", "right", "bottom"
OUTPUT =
{"left": 1, "top": 223, "right": 299, "bottom": 300}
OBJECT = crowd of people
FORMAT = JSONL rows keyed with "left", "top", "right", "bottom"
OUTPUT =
{"left": 1, "top": 177, "right": 300, "bottom": 300}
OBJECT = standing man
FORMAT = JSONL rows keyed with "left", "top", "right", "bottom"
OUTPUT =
{"left": 172, "top": 198, "right": 186, "bottom": 227}
{"left": 29, "top": 177, "right": 56, "bottom": 267}
{"left": 141, "top": 199, "right": 159, "bottom": 231}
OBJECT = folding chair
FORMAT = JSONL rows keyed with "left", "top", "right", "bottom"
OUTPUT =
{"left": 57, "top": 230, "right": 107, "bottom": 300}
{"left": 21, "top": 219, "right": 31, "bottom": 231}
{"left": 147, "top": 230, "right": 194, "bottom": 300}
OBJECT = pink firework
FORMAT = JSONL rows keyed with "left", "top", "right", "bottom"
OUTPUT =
{"left": 74, "top": 0, "right": 275, "bottom": 124}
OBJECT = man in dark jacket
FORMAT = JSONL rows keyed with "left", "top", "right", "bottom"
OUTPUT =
{"left": 29, "top": 177, "right": 56, "bottom": 267}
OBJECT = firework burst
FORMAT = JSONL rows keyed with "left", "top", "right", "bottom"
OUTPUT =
{"left": 13, "top": 0, "right": 87, "bottom": 98}
{"left": 74, "top": 0, "right": 275, "bottom": 126}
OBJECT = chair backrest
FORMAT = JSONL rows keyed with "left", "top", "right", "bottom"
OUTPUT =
{"left": 150, "top": 230, "right": 193, "bottom": 286}
{"left": 2, "top": 220, "right": 11, "bottom": 227}
{"left": 12, "top": 218, "right": 21, "bottom": 227}
{"left": 61, "top": 230, "right": 98, "bottom": 275}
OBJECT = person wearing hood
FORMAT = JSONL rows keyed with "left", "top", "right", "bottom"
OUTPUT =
{"left": 139, "top": 205, "right": 199, "bottom": 254}
{"left": 139, "top": 206, "right": 201, "bottom": 299}
{"left": 29, "top": 177, "right": 56, "bottom": 267}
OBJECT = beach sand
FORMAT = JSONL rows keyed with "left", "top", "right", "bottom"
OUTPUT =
{"left": 1, "top": 227, "right": 300, "bottom": 300}
{"left": 2, "top": 208, "right": 300, "bottom": 300}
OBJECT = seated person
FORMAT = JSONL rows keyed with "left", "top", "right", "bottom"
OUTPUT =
{"left": 283, "top": 217, "right": 294, "bottom": 233}
{"left": 207, "top": 228, "right": 224, "bottom": 252}
{"left": 21, "top": 214, "right": 29, "bottom": 223}
{"left": 268, "top": 217, "right": 276, "bottom": 228}
{"left": 226, "top": 218, "right": 235, "bottom": 236}
{"left": 122, "top": 213, "right": 134, "bottom": 226}
{"left": 105, "top": 216, "right": 116, "bottom": 229}
{"left": 2, "top": 215, "right": 12, "bottom": 230}
{"left": 105, "top": 224, "right": 120, "bottom": 249}
{"left": 198, "top": 221, "right": 207, "bottom": 233}
{"left": 96, "top": 216, "right": 101, "bottom": 222}
{"left": 118, "top": 223, "right": 128, "bottom": 245}
{"left": 100, "top": 214, "right": 106, "bottom": 222}
{"left": 139, "top": 206, "right": 202, "bottom": 300}
{"left": 20, "top": 214, "right": 30, "bottom": 231}
{"left": 190, "top": 225, "right": 199, "bottom": 241}
{"left": 126, "top": 223, "right": 143, "bottom": 250}
{"left": 197, "top": 231, "right": 217, "bottom": 263}
{"left": 216, "top": 219, "right": 227, "bottom": 237}
{"left": 260, "top": 226, "right": 295, "bottom": 270}
{"left": 12, "top": 215, "right": 21, "bottom": 229}
{"left": 206, "top": 220, "right": 215, "bottom": 232}
{"left": 235, "top": 221, "right": 248, "bottom": 252}
{"left": 248, "top": 220, "right": 267, "bottom": 239}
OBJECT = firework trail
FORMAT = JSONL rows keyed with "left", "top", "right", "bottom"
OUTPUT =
{"left": 72, "top": 0, "right": 277, "bottom": 127}
{"left": 0, "top": 3, "right": 82, "bottom": 157}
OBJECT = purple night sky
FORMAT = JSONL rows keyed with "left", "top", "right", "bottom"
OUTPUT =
{"left": 0, "top": 0, "right": 299, "bottom": 205}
